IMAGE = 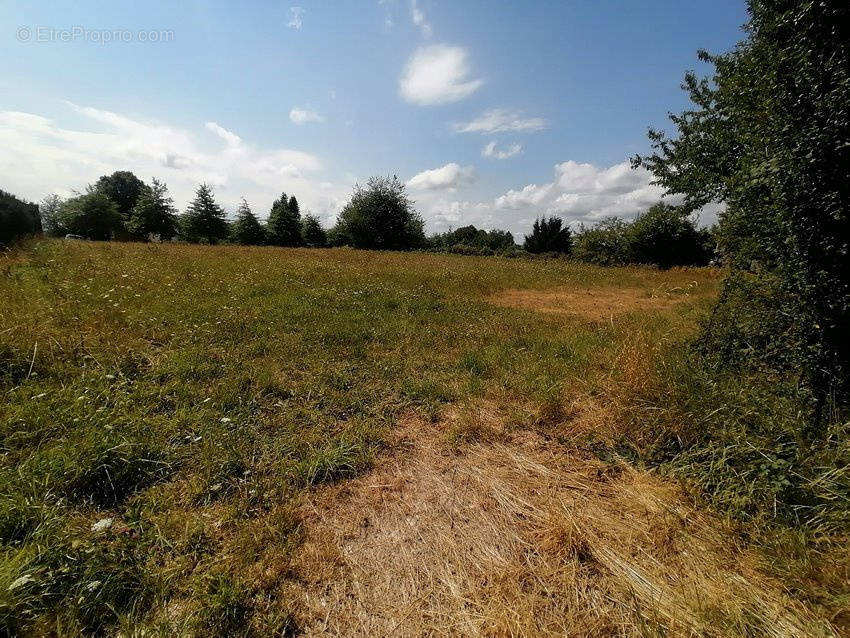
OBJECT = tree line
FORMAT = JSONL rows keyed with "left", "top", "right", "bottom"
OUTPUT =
{"left": 429, "top": 203, "right": 713, "bottom": 268}
{"left": 2, "top": 170, "right": 714, "bottom": 267}
{"left": 34, "top": 171, "right": 328, "bottom": 248}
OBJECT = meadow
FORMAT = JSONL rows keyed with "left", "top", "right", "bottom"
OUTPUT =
{"left": 0, "top": 240, "right": 842, "bottom": 636}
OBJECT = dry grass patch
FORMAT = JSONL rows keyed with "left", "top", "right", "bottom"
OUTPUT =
{"left": 489, "top": 284, "right": 699, "bottom": 322}
{"left": 286, "top": 414, "right": 832, "bottom": 637}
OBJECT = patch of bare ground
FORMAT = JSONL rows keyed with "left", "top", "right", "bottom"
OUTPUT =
{"left": 488, "top": 285, "right": 696, "bottom": 321}
{"left": 285, "top": 411, "right": 833, "bottom": 637}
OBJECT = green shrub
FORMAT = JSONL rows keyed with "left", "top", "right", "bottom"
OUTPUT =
{"left": 629, "top": 346, "right": 850, "bottom": 533}
{"left": 573, "top": 218, "right": 632, "bottom": 266}
{"left": 0, "top": 190, "right": 41, "bottom": 245}
{"left": 331, "top": 176, "right": 425, "bottom": 250}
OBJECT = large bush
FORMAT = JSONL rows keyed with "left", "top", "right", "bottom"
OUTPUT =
{"left": 634, "top": 0, "right": 850, "bottom": 426}
{"left": 332, "top": 176, "right": 425, "bottom": 250}
{"left": 56, "top": 192, "right": 123, "bottom": 241}
{"left": 428, "top": 225, "right": 515, "bottom": 253}
{"left": 0, "top": 190, "right": 41, "bottom": 244}
{"left": 573, "top": 207, "right": 712, "bottom": 268}
{"left": 572, "top": 218, "right": 632, "bottom": 266}
{"left": 629, "top": 202, "right": 713, "bottom": 268}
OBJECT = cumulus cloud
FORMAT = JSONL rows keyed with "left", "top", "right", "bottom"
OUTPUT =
{"left": 289, "top": 107, "right": 324, "bottom": 125}
{"left": 455, "top": 108, "right": 546, "bottom": 134}
{"left": 493, "top": 160, "right": 674, "bottom": 223}
{"left": 205, "top": 121, "right": 241, "bottom": 146}
{"left": 555, "top": 160, "right": 645, "bottom": 194}
{"left": 494, "top": 183, "right": 553, "bottom": 209}
{"left": 0, "top": 102, "right": 349, "bottom": 221}
{"left": 407, "top": 162, "right": 477, "bottom": 190}
{"left": 482, "top": 141, "right": 522, "bottom": 160}
{"left": 411, "top": 0, "right": 432, "bottom": 37}
{"left": 399, "top": 45, "right": 483, "bottom": 105}
{"left": 287, "top": 7, "right": 305, "bottom": 29}
{"left": 407, "top": 160, "right": 717, "bottom": 238}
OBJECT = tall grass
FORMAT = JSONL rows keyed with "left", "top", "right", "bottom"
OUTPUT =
{"left": 0, "top": 239, "right": 719, "bottom": 633}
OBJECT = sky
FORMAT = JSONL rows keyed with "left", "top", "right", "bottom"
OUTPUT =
{"left": 0, "top": 1, "right": 749, "bottom": 237}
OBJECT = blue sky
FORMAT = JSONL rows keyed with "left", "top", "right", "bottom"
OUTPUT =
{"left": 0, "top": 1, "right": 748, "bottom": 236}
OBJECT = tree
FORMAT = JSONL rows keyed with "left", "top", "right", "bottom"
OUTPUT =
{"left": 573, "top": 218, "right": 632, "bottom": 266}
{"left": 56, "top": 192, "right": 122, "bottom": 240}
{"left": 332, "top": 176, "right": 425, "bottom": 250}
{"left": 301, "top": 214, "right": 327, "bottom": 247}
{"left": 180, "top": 184, "right": 228, "bottom": 244}
{"left": 39, "top": 194, "right": 64, "bottom": 237}
{"left": 633, "top": 0, "right": 850, "bottom": 425}
{"left": 629, "top": 202, "right": 713, "bottom": 268}
{"left": 127, "top": 178, "right": 178, "bottom": 240}
{"left": 266, "top": 192, "right": 303, "bottom": 246}
{"left": 94, "top": 171, "right": 147, "bottom": 221}
{"left": 523, "top": 216, "right": 572, "bottom": 254}
{"left": 427, "top": 225, "right": 516, "bottom": 253}
{"left": 483, "top": 229, "right": 516, "bottom": 252}
{"left": 0, "top": 189, "right": 41, "bottom": 244}
{"left": 230, "top": 198, "right": 266, "bottom": 245}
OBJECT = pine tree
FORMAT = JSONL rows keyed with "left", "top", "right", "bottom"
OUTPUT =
{"left": 266, "top": 191, "right": 303, "bottom": 246}
{"left": 523, "top": 216, "right": 572, "bottom": 254}
{"left": 301, "top": 213, "right": 327, "bottom": 247}
{"left": 180, "top": 183, "right": 228, "bottom": 244}
{"left": 127, "top": 178, "right": 178, "bottom": 240}
{"left": 230, "top": 198, "right": 266, "bottom": 245}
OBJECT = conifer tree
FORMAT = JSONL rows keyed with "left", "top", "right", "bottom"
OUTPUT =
{"left": 266, "top": 191, "right": 303, "bottom": 246}
{"left": 301, "top": 213, "right": 327, "bottom": 247}
{"left": 180, "top": 183, "right": 228, "bottom": 244}
{"left": 128, "top": 178, "right": 178, "bottom": 240}
{"left": 230, "top": 198, "right": 266, "bottom": 245}
{"left": 523, "top": 216, "right": 572, "bottom": 254}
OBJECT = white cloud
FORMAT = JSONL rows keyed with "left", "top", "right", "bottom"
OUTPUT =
{"left": 407, "top": 162, "right": 477, "bottom": 190}
{"left": 287, "top": 7, "right": 305, "bottom": 29}
{"left": 399, "top": 45, "right": 483, "bottom": 105}
{"left": 455, "top": 108, "right": 546, "bottom": 134}
{"left": 289, "top": 107, "right": 324, "bottom": 125}
{"left": 482, "top": 141, "right": 522, "bottom": 160}
{"left": 0, "top": 102, "right": 349, "bottom": 221}
{"left": 494, "top": 183, "right": 553, "bottom": 209}
{"left": 492, "top": 160, "right": 674, "bottom": 224}
{"left": 432, "top": 200, "right": 496, "bottom": 228}
{"left": 411, "top": 0, "right": 432, "bottom": 37}
{"left": 205, "top": 121, "right": 241, "bottom": 146}
{"left": 411, "top": 160, "right": 717, "bottom": 238}
{"left": 555, "top": 160, "right": 645, "bottom": 194}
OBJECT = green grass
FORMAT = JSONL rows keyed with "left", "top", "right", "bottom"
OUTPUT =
{"left": 0, "top": 239, "right": 719, "bottom": 634}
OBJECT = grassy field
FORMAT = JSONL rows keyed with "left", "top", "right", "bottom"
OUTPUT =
{"left": 1, "top": 240, "right": 840, "bottom": 636}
